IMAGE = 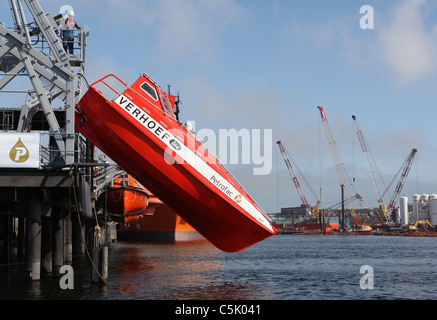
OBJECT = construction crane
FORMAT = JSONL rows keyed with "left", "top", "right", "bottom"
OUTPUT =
{"left": 317, "top": 106, "right": 356, "bottom": 216}
{"left": 277, "top": 140, "right": 314, "bottom": 216}
{"left": 352, "top": 115, "right": 389, "bottom": 223}
{"left": 387, "top": 148, "right": 417, "bottom": 211}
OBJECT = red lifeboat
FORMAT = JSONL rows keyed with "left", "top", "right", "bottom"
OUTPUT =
{"left": 75, "top": 73, "right": 277, "bottom": 252}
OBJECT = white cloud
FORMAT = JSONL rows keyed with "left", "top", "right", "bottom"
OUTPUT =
{"left": 378, "top": 0, "right": 437, "bottom": 79}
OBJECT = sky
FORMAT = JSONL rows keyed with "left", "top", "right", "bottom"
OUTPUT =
{"left": 3, "top": 0, "right": 437, "bottom": 214}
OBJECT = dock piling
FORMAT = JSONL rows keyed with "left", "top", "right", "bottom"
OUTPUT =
{"left": 52, "top": 208, "right": 65, "bottom": 269}
{"left": 26, "top": 189, "right": 42, "bottom": 280}
{"left": 41, "top": 216, "right": 52, "bottom": 274}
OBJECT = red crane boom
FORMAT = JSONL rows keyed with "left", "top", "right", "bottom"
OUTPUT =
{"left": 387, "top": 148, "right": 417, "bottom": 210}
{"left": 277, "top": 140, "right": 311, "bottom": 215}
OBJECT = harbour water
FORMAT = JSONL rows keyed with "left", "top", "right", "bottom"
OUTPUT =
{"left": 1, "top": 235, "right": 436, "bottom": 301}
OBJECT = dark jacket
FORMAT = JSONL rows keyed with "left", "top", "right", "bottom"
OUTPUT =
{"left": 61, "top": 19, "right": 81, "bottom": 40}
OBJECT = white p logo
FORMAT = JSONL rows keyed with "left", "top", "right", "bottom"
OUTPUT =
{"left": 14, "top": 147, "right": 27, "bottom": 161}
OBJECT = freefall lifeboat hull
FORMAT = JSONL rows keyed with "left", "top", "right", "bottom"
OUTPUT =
{"left": 75, "top": 74, "right": 277, "bottom": 252}
{"left": 100, "top": 173, "right": 150, "bottom": 224}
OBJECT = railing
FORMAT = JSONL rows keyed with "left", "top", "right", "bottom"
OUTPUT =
{"left": 90, "top": 74, "right": 172, "bottom": 119}
{"left": 40, "top": 132, "right": 81, "bottom": 166}
{"left": 0, "top": 110, "right": 14, "bottom": 131}
{"left": 33, "top": 28, "right": 88, "bottom": 65}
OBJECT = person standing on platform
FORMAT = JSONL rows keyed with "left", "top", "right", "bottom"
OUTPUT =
{"left": 60, "top": 10, "right": 81, "bottom": 54}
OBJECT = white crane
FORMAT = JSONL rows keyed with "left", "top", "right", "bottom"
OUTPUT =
{"left": 352, "top": 115, "right": 389, "bottom": 222}
{"left": 317, "top": 106, "right": 356, "bottom": 216}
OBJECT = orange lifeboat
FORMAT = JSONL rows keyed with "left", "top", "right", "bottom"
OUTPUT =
{"left": 75, "top": 73, "right": 277, "bottom": 252}
{"left": 100, "top": 173, "right": 149, "bottom": 224}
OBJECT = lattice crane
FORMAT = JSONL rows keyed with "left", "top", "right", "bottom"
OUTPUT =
{"left": 317, "top": 106, "right": 356, "bottom": 217}
{"left": 387, "top": 148, "right": 417, "bottom": 210}
{"left": 277, "top": 140, "right": 312, "bottom": 216}
{"left": 352, "top": 115, "right": 389, "bottom": 222}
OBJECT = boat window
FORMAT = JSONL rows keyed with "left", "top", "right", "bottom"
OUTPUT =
{"left": 140, "top": 82, "right": 158, "bottom": 101}
{"left": 161, "top": 95, "right": 174, "bottom": 115}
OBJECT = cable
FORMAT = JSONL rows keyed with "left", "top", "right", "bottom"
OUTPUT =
{"left": 275, "top": 146, "right": 279, "bottom": 213}
{"left": 415, "top": 152, "right": 420, "bottom": 194}
{"left": 77, "top": 73, "right": 90, "bottom": 88}
{"left": 319, "top": 121, "right": 323, "bottom": 204}
{"left": 69, "top": 173, "right": 106, "bottom": 284}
